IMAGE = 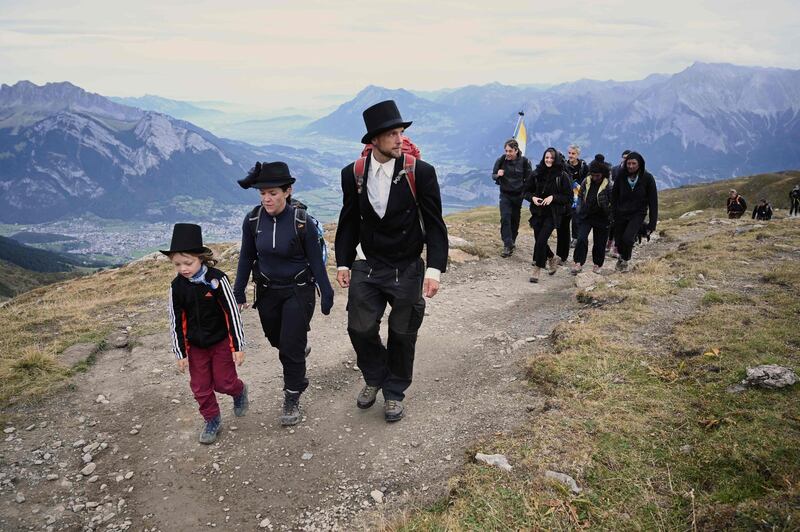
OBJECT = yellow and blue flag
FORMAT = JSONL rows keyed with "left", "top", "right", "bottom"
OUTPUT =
{"left": 513, "top": 111, "right": 527, "bottom": 157}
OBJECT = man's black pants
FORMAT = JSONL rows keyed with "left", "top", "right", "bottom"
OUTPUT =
{"left": 573, "top": 217, "right": 610, "bottom": 267}
{"left": 499, "top": 192, "right": 523, "bottom": 248}
{"left": 791, "top": 199, "right": 800, "bottom": 216}
{"left": 347, "top": 259, "right": 426, "bottom": 402}
{"left": 614, "top": 214, "right": 646, "bottom": 261}
{"left": 256, "top": 283, "right": 315, "bottom": 394}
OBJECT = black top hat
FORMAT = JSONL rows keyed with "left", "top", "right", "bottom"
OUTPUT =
{"left": 361, "top": 100, "right": 412, "bottom": 145}
{"left": 159, "top": 223, "right": 211, "bottom": 256}
{"left": 237, "top": 161, "right": 296, "bottom": 189}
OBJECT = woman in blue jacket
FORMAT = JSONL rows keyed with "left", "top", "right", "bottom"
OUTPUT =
{"left": 233, "top": 162, "right": 334, "bottom": 426}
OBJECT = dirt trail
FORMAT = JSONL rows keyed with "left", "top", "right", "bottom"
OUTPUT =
{"left": 1, "top": 234, "right": 628, "bottom": 531}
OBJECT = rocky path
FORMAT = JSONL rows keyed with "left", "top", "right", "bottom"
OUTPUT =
{"left": 0, "top": 235, "right": 615, "bottom": 531}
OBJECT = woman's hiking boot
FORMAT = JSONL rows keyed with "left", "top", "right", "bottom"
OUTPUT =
{"left": 357, "top": 385, "right": 380, "bottom": 409}
{"left": 384, "top": 400, "right": 404, "bottom": 422}
{"left": 280, "top": 391, "right": 301, "bottom": 426}
{"left": 199, "top": 415, "right": 222, "bottom": 445}
{"left": 233, "top": 383, "right": 249, "bottom": 417}
{"left": 529, "top": 267, "right": 541, "bottom": 283}
{"left": 547, "top": 256, "right": 559, "bottom": 275}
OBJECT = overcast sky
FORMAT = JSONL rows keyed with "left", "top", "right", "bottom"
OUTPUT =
{"left": 1, "top": 0, "right": 798, "bottom": 110}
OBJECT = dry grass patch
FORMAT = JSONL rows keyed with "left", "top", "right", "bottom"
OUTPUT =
{"left": 0, "top": 243, "right": 241, "bottom": 406}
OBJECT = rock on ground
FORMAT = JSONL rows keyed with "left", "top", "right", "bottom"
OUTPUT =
{"left": 545, "top": 470, "right": 582, "bottom": 494}
{"left": 475, "top": 453, "right": 512, "bottom": 471}
{"left": 742, "top": 364, "right": 797, "bottom": 389}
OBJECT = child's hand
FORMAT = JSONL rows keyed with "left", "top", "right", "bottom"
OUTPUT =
{"left": 233, "top": 351, "right": 245, "bottom": 366}
{"left": 176, "top": 358, "right": 188, "bottom": 373}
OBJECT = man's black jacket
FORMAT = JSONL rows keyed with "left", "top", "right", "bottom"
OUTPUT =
{"left": 335, "top": 156, "right": 449, "bottom": 272}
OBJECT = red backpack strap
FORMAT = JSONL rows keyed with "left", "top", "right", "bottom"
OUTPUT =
{"left": 354, "top": 156, "right": 367, "bottom": 194}
{"left": 402, "top": 154, "right": 425, "bottom": 237}
{"left": 403, "top": 153, "right": 417, "bottom": 201}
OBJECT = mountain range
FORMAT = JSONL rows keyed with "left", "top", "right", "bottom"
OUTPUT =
{"left": 0, "top": 82, "right": 339, "bottom": 223}
{"left": 1, "top": 62, "right": 799, "bottom": 224}
{"left": 307, "top": 62, "right": 800, "bottom": 194}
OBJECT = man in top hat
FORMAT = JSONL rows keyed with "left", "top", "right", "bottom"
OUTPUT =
{"left": 335, "top": 100, "right": 449, "bottom": 422}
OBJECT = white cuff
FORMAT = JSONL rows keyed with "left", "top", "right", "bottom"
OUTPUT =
{"left": 337, "top": 266, "right": 350, "bottom": 271}
{"left": 424, "top": 267, "right": 441, "bottom": 282}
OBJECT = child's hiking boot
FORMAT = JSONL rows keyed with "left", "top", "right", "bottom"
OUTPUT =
{"left": 280, "top": 390, "right": 301, "bottom": 426}
{"left": 357, "top": 385, "right": 380, "bottom": 409}
{"left": 199, "top": 415, "right": 222, "bottom": 445}
{"left": 384, "top": 400, "right": 405, "bottom": 422}
{"left": 233, "top": 383, "right": 249, "bottom": 417}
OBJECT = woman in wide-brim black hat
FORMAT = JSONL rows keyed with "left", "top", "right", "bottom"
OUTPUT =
{"left": 232, "top": 161, "right": 334, "bottom": 427}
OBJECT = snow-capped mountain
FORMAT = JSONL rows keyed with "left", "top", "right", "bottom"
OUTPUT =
{"left": 305, "top": 63, "right": 800, "bottom": 196}
{"left": 0, "top": 82, "right": 336, "bottom": 223}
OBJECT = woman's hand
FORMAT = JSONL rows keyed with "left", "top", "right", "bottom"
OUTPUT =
{"left": 233, "top": 351, "right": 245, "bottom": 366}
{"left": 176, "top": 358, "right": 188, "bottom": 373}
{"left": 541, "top": 195, "right": 554, "bottom": 206}
{"left": 532, "top": 196, "right": 543, "bottom": 206}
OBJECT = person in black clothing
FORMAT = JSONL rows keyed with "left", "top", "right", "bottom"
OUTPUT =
{"left": 752, "top": 199, "right": 773, "bottom": 221}
{"left": 164, "top": 223, "right": 247, "bottom": 444}
{"left": 562, "top": 144, "right": 588, "bottom": 252}
{"left": 492, "top": 138, "right": 532, "bottom": 257}
{"left": 335, "top": 100, "right": 449, "bottom": 423}
{"left": 610, "top": 150, "right": 631, "bottom": 183}
{"left": 523, "top": 147, "right": 572, "bottom": 283}
{"left": 789, "top": 185, "right": 800, "bottom": 217}
{"left": 571, "top": 155, "right": 612, "bottom": 274}
{"left": 233, "top": 162, "right": 334, "bottom": 427}
{"left": 726, "top": 189, "right": 747, "bottom": 219}
{"left": 607, "top": 150, "right": 630, "bottom": 257}
{"left": 610, "top": 151, "right": 658, "bottom": 271}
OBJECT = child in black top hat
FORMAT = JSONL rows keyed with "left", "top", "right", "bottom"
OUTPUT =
{"left": 162, "top": 223, "right": 248, "bottom": 445}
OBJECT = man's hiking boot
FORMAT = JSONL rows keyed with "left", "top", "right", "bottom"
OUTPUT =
{"left": 529, "top": 267, "right": 540, "bottom": 284}
{"left": 280, "top": 391, "right": 301, "bottom": 426}
{"left": 199, "top": 415, "right": 222, "bottom": 445}
{"left": 357, "top": 385, "right": 380, "bottom": 409}
{"left": 233, "top": 383, "right": 249, "bottom": 417}
{"left": 571, "top": 263, "right": 582, "bottom": 275}
{"left": 384, "top": 400, "right": 404, "bottom": 422}
{"left": 615, "top": 259, "right": 629, "bottom": 272}
{"left": 500, "top": 246, "right": 513, "bottom": 258}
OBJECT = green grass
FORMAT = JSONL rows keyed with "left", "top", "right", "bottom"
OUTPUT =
{"left": 394, "top": 214, "right": 800, "bottom": 531}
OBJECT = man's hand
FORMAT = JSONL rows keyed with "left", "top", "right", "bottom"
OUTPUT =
{"left": 496, "top": 169, "right": 505, "bottom": 177}
{"left": 233, "top": 351, "right": 245, "bottom": 366}
{"left": 423, "top": 278, "right": 440, "bottom": 298}
{"left": 337, "top": 269, "right": 350, "bottom": 288}
{"left": 176, "top": 358, "right": 188, "bottom": 373}
{"left": 541, "top": 195, "right": 554, "bottom": 206}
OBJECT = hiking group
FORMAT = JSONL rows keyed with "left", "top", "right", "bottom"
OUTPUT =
{"left": 493, "top": 142, "right": 658, "bottom": 280}
{"left": 164, "top": 100, "right": 447, "bottom": 443}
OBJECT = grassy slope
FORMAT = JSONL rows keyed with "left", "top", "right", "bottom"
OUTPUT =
{"left": 658, "top": 170, "right": 800, "bottom": 220}
{"left": 0, "top": 259, "right": 81, "bottom": 300}
{"left": 396, "top": 215, "right": 800, "bottom": 531}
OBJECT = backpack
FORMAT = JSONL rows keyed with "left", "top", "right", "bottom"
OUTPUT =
{"left": 354, "top": 139, "right": 426, "bottom": 237}
{"left": 247, "top": 199, "right": 328, "bottom": 279}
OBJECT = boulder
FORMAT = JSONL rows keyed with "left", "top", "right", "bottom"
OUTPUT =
{"left": 575, "top": 272, "right": 603, "bottom": 290}
{"left": 59, "top": 343, "right": 99, "bottom": 367}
